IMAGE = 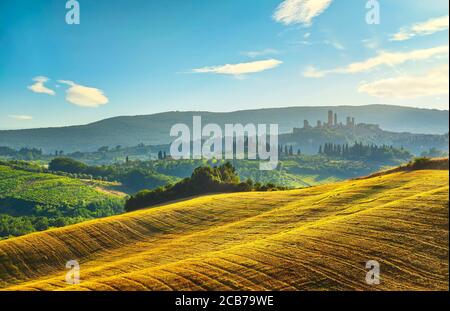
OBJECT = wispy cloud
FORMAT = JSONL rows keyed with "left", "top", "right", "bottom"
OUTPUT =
{"left": 28, "top": 76, "right": 55, "bottom": 95}
{"left": 241, "top": 49, "right": 279, "bottom": 58}
{"left": 273, "top": 0, "right": 333, "bottom": 26}
{"left": 192, "top": 59, "right": 282, "bottom": 76}
{"left": 58, "top": 80, "right": 109, "bottom": 108}
{"left": 358, "top": 64, "right": 449, "bottom": 99}
{"left": 303, "top": 45, "right": 449, "bottom": 78}
{"left": 293, "top": 38, "right": 344, "bottom": 50}
{"left": 362, "top": 37, "right": 381, "bottom": 50}
{"left": 390, "top": 15, "right": 449, "bottom": 41}
{"left": 324, "top": 39, "right": 344, "bottom": 50}
{"left": 9, "top": 115, "right": 33, "bottom": 121}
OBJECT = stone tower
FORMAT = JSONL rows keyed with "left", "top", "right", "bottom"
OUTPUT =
{"left": 328, "top": 110, "right": 334, "bottom": 127}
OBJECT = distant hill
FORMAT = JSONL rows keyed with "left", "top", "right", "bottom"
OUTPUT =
{"left": 0, "top": 105, "right": 448, "bottom": 153}
{"left": 1, "top": 167, "right": 448, "bottom": 290}
{"left": 280, "top": 125, "right": 449, "bottom": 155}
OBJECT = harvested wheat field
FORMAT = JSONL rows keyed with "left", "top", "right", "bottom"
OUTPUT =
{"left": 0, "top": 168, "right": 448, "bottom": 291}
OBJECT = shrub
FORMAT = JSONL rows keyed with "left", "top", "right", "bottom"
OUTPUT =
{"left": 410, "top": 157, "right": 432, "bottom": 169}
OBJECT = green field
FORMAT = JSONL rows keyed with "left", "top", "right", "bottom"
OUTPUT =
{"left": 0, "top": 165, "right": 125, "bottom": 239}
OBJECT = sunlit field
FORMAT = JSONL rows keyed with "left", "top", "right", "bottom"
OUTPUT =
{"left": 1, "top": 167, "right": 447, "bottom": 291}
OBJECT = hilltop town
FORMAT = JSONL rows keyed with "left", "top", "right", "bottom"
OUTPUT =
{"left": 282, "top": 110, "right": 448, "bottom": 155}
{"left": 295, "top": 110, "right": 380, "bottom": 133}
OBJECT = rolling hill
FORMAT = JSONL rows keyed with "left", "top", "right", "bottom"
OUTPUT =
{"left": 0, "top": 164, "right": 125, "bottom": 239}
{"left": 0, "top": 105, "right": 448, "bottom": 153}
{"left": 0, "top": 165, "right": 448, "bottom": 291}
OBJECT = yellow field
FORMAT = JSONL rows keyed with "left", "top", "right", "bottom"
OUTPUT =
{"left": 0, "top": 169, "right": 448, "bottom": 291}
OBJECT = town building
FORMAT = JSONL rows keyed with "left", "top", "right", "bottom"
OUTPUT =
{"left": 294, "top": 110, "right": 379, "bottom": 134}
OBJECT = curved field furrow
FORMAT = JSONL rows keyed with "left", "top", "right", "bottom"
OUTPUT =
{"left": 0, "top": 170, "right": 448, "bottom": 291}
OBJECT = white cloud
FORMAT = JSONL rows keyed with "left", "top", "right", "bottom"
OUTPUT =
{"left": 273, "top": 0, "right": 333, "bottom": 26}
{"left": 241, "top": 49, "right": 279, "bottom": 58}
{"left": 390, "top": 15, "right": 449, "bottom": 41}
{"left": 192, "top": 59, "right": 282, "bottom": 76}
{"left": 58, "top": 80, "right": 109, "bottom": 108}
{"left": 303, "top": 66, "right": 325, "bottom": 78}
{"left": 9, "top": 115, "right": 33, "bottom": 121}
{"left": 28, "top": 76, "right": 55, "bottom": 95}
{"left": 358, "top": 64, "right": 449, "bottom": 99}
{"left": 303, "top": 45, "right": 449, "bottom": 78}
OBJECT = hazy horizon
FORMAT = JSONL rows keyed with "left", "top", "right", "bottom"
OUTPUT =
{"left": 1, "top": 1, "right": 448, "bottom": 130}
{"left": 0, "top": 103, "right": 448, "bottom": 131}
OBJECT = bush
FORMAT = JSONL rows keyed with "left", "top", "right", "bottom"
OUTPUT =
{"left": 49, "top": 157, "right": 88, "bottom": 174}
{"left": 410, "top": 157, "right": 432, "bottom": 169}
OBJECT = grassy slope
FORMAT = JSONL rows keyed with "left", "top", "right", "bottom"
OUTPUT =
{"left": 0, "top": 169, "right": 448, "bottom": 291}
{"left": 0, "top": 165, "right": 125, "bottom": 238}
{"left": 0, "top": 165, "right": 125, "bottom": 208}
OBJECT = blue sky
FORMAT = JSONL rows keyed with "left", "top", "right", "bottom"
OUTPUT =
{"left": 0, "top": 0, "right": 448, "bottom": 129}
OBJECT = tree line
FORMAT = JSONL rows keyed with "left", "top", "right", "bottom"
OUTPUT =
{"left": 318, "top": 142, "right": 412, "bottom": 161}
{"left": 125, "top": 162, "right": 287, "bottom": 212}
{"left": 48, "top": 157, "right": 174, "bottom": 193}
{"left": 0, "top": 146, "right": 43, "bottom": 160}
